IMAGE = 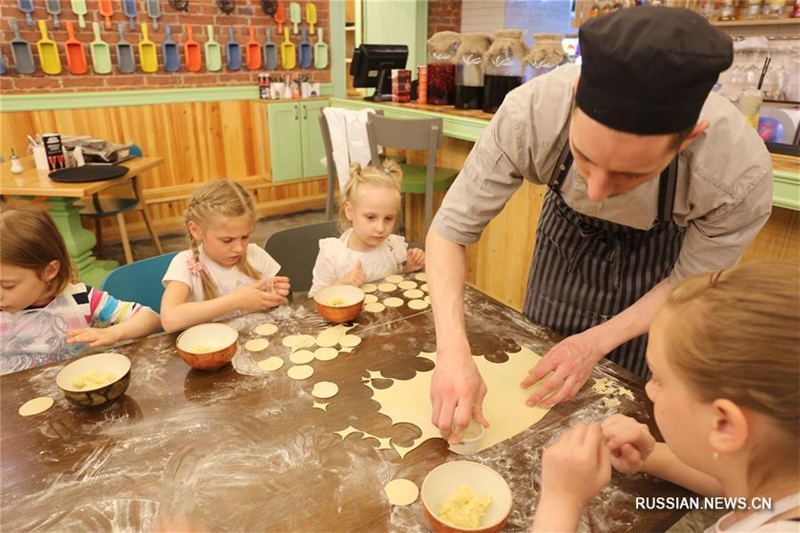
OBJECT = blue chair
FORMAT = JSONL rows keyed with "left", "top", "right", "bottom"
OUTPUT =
{"left": 100, "top": 252, "right": 178, "bottom": 313}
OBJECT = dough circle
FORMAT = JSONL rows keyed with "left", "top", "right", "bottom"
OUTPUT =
{"left": 364, "top": 294, "right": 379, "bottom": 304}
{"left": 384, "top": 274, "right": 404, "bottom": 284}
{"left": 290, "top": 349, "right": 315, "bottom": 365}
{"left": 365, "top": 302, "right": 386, "bottom": 313}
{"left": 314, "top": 347, "right": 339, "bottom": 361}
{"left": 245, "top": 338, "right": 269, "bottom": 352}
{"left": 408, "top": 299, "right": 429, "bottom": 310}
{"left": 339, "top": 334, "right": 362, "bottom": 348}
{"left": 287, "top": 365, "right": 314, "bottom": 380}
{"left": 361, "top": 283, "right": 378, "bottom": 293}
{"left": 403, "top": 289, "right": 424, "bottom": 299}
{"left": 311, "top": 381, "right": 339, "bottom": 399}
{"left": 282, "top": 335, "right": 301, "bottom": 347}
{"left": 424, "top": 295, "right": 431, "bottom": 304}
{"left": 384, "top": 478, "right": 419, "bottom": 506}
{"left": 258, "top": 356, "right": 284, "bottom": 372}
{"left": 420, "top": 283, "right": 429, "bottom": 292}
{"left": 383, "top": 297, "right": 403, "bottom": 308}
{"left": 377, "top": 283, "right": 397, "bottom": 293}
{"left": 414, "top": 272, "right": 427, "bottom": 282}
{"left": 398, "top": 281, "right": 417, "bottom": 290}
{"left": 255, "top": 323, "right": 278, "bottom": 336}
{"left": 18, "top": 397, "right": 54, "bottom": 417}
{"left": 284, "top": 334, "right": 315, "bottom": 350}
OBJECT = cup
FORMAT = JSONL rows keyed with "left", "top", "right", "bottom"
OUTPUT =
{"left": 32, "top": 145, "right": 49, "bottom": 171}
{"left": 737, "top": 88, "right": 763, "bottom": 129}
{"left": 448, "top": 419, "right": 485, "bottom": 455}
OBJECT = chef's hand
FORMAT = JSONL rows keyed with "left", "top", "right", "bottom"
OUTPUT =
{"left": 335, "top": 261, "right": 366, "bottom": 287}
{"left": 404, "top": 248, "right": 425, "bottom": 273}
{"left": 521, "top": 328, "right": 606, "bottom": 407}
{"left": 430, "top": 346, "right": 489, "bottom": 444}
{"left": 66, "top": 326, "right": 121, "bottom": 347}
{"left": 601, "top": 414, "right": 656, "bottom": 474}
{"left": 267, "top": 276, "right": 291, "bottom": 297}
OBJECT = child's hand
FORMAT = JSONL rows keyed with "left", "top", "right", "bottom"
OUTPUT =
{"left": 405, "top": 248, "right": 425, "bottom": 273}
{"left": 268, "top": 276, "right": 291, "bottom": 297}
{"left": 235, "top": 280, "right": 288, "bottom": 311}
{"left": 540, "top": 423, "right": 611, "bottom": 509}
{"left": 66, "top": 327, "right": 121, "bottom": 347}
{"left": 337, "top": 261, "right": 366, "bottom": 287}
{"left": 601, "top": 414, "right": 656, "bottom": 474}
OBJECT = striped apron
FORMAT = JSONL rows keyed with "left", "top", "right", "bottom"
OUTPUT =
{"left": 523, "top": 142, "right": 685, "bottom": 378}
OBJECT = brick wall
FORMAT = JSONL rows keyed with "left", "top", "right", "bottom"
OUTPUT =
{"left": 0, "top": 0, "right": 331, "bottom": 93}
{"left": 428, "top": 0, "right": 462, "bottom": 37}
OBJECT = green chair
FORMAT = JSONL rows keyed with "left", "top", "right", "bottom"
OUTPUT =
{"left": 100, "top": 251, "right": 178, "bottom": 313}
{"left": 365, "top": 114, "right": 459, "bottom": 235}
{"left": 264, "top": 220, "right": 339, "bottom": 298}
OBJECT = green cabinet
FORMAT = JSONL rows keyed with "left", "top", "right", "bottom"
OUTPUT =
{"left": 268, "top": 100, "right": 329, "bottom": 183}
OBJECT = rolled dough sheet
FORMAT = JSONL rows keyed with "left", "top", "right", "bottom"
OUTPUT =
{"left": 18, "top": 396, "right": 54, "bottom": 417}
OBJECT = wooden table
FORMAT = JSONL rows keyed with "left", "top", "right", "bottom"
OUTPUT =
{"left": 0, "top": 156, "right": 165, "bottom": 287}
{"left": 0, "top": 283, "right": 690, "bottom": 532}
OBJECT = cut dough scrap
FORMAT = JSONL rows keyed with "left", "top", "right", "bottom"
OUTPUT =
{"left": 398, "top": 281, "right": 417, "bottom": 290}
{"left": 290, "top": 349, "right": 315, "bottom": 365}
{"left": 316, "top": 324, "right": 352, "bottom": 348}
{"left": 19, "top": 397, "right": 54, "bottom": 417}
{"left": 408, "top": 299, "right": 429, "bottom": 310}
{"left": 414, "top": 272, "right": 427, "bottom": 282}
{"left": 287, "top": 365, "right": 314, "bottom": 380}
{"left": 361, "top": 283, "right": 378, "bottom": 293}
{"left": 365, "top": 302, "right": 386, "bottom": 313}
{"left": 383, "top": 297, "right": 403, "bottom": 308}
{"left": 364, "top": 294, "right": 379, "bottom": 304}
{"left": 362, "top": 433, "right": 392, "bottom": 450}
{"left": 377, "top": 283, "right": 397, "bottom": 293}
{"left": 254, "top": 323, "right": 278, "bottom": 336}
{"left": 334, "top": 425, "right": 361, "bottom": 439}
{"left": 384, "top": 274, "right": 404, "bottom": 284}
{"left": 311, "top": 381, "right": 339, "bottom": 399}
{"left": 384, "top": 479, "right": 419, "bottom": 506}
{"left": 420, "top": 283, "right": 428, "bottom": 292}
{"left": 314, "top": 347, "right": 339, "bottom": 361}
{"left": 258, "top": 356, "right": 284, "bottom": 372}
{"left": 312, "top": 401, "right": 329, "bottom": 411}
{"left": 339, "top": 334, "right": 362, "bottom": 348}
{"left": 403, "top": 289, "right": 424, "bottom": 299}
{"left": 245, "top": 338, "right": 269, "bottom": 352}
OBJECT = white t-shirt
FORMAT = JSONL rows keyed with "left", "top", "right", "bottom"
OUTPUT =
{"left": 706, "top": 493, "right": 800, "bottom": 532}
{"left": 309, "top": 229, "right": 408, "bottom": 296}
{"left": 163, "top": 243, "right": 281, "bottom": 306}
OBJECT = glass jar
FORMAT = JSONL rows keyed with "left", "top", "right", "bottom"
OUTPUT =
{"left": 524, "top": 33, "right": 567, "bottom": 82}
{"left": 426, "top": 31, "right": 462, "bottom": 105}
{"left": 482, "top": 30, "right": 529, "bottom": 113}
{"left": 763, "top": 0, "right": 786, "bottom": 17}
{"left": 454, "top": 33, "right": 493, "bottom": 110}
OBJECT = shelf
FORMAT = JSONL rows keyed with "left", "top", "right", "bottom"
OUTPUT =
{"left": 712, "top": 17, "right": 800, "bottom": 27}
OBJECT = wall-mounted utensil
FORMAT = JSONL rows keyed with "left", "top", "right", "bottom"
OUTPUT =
{"left": 298, "top": 27, "right": 311, "bottom": 68}
{"left": 146, "top": 0, "right": 161, "bottom": 31}
{"left": 205, "top": 25, "right": 221, "bottom": 71}
{"left": 162, "top": 22, "right": 180, "bottom": 71}
{"left": 116, "top": 22, "right": 136, "bottom": 73}
{"left": 123, "top": 0, "right": 137, "bottom": 30}
{"left": 306, "top": 2, "right": 316, "bottom": 35}
{"left": 274, "top": 1, "right": 285, "bottom": 35}
{"left": 45, "top": 0, "right": 62, "bottom": 29}
{"left": 0, "top": 52, "right": 6, "bottom": 75}
{"left": 70, "top": 0, "right": 87, "bottom": 29}
{"left": 281, "top": 26, "right": 295, "bottom": 69}
{"left": 139, "top": 22, "right": 158, "bottom": 72}
{"left": 261, "top": 0, "right": 276, "bottom": 16}
{"left": 226, "top": 26, "right": 241, "bottom": 70}
{"left": 217, "top": 0, "right": 234, "bottom": 14}
{"left": 64, "top": 21, "right": 88, "bottom": 74}
{"left": 246, "top": 25, "right": 261, "bottom": 70}
{"left": 90, "top": 21, "right": 112, "bottom": 73}
{"left": 184, "top": 24, "right": 201, "bottom": 72}
{"left": 99, "top": 0, "right": 113, "bottom": 29}
{"left": 313, "top": 27, "right": 327, "bottom": 69}
{"left": 289, "top": 2, "right": 300, "bottom": 34}
{"left": 263, "top": 27, "right": 278, "bottom": 70}
{"left": 18, "top": 0, "right": 34, "bottom": 27}
{"left": 9, "top": 19, "right": 35, "bottom": 74}
{"left": 37, "top": 20, "right": 62, "bottom": 74}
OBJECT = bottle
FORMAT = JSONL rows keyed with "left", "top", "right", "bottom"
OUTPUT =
{"left": 745, "top": 0, "right": 763, "bottom": 18}
{"left": 717, "top": 0, "right": 738, "bottom": 20}
{"left": 791, "top": 0, "right": 800, "bottom": 16}
{"left": 10, "top": 148, "right": 24, "bottom": 174}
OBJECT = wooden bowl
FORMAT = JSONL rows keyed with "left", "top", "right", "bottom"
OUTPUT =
{"left": 56, "top": 353, "right": 131, "bottom": 408}
{"left": 421, "top": 461, "right": 512, "bottom": 533}
{"left": 313, "top": 285, "right": 365, "bottom": 323}
{"left": 176, "top": 323, "right": 239, "bottom": 371}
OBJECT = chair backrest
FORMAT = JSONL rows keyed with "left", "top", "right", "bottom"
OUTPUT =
{"left": 366, "top": 114, "right": 443, "bottom": 162}
{"left": 100, "top": 252, "right": 178, "bottom": 313}
{"left": 264, "top": 220, "right": 339, "bottom": 294}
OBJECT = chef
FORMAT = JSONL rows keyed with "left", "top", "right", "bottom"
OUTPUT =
{"left": 426, "top": 6, "right": 773, "bottom": 440}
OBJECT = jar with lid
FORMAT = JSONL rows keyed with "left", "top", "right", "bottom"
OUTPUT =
{"left": 454, "top": 33, "right": 493, "bottom": 109}
{"left": 426, "top": 31, "right": 462, "bottom": 105}
{"left": 482, "top": 29, "right": 529, "bottom": 113}
{"left": 524, "top": 33, "right": 568, "bottom": 82}
{"left": 763, "top": 0, "right": 786, "bottom": 17}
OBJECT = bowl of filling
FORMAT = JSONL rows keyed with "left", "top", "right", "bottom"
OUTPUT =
{"left": 421, "top": 460, "right": 512, "bottom": 533}
{"left": 313, "top": 285, "right": 365, "bottom": 323}
{"left": 175, "top": 323, "right": 239, "bottom": 371}
{"left": 56, "top": 352, "right": 131, "bottom": 408}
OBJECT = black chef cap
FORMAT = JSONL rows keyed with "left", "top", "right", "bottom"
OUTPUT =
{"left": 576, "top": 7, "right": 733, "bottom": 135}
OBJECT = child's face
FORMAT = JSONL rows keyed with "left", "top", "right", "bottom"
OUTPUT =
{"left": 0, "top": 261, "right": 59, "bottom": 312}
{"left": 645, "top": 309, "right": 715, "bottom": 475}
{"left": 346, "top": 184, "right": 401, "bottom": 248}
{"left": 189, "top": 215, "right": 255, "bottom": 268}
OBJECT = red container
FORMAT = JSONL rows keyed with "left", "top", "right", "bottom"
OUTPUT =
{"left": 427, "top": 63, "right": 455, "bottom": 105}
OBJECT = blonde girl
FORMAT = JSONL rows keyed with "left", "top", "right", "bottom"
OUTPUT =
{"left": 0, "top": 206, "right": 161, "bottom": 374}
{"left": 160, "top": 180, "right": 290, "bottom": 332}
{"left": 309, "top": 162, "right": 425, "bottom": 296}
{"left": 533, "top": 260, "right": 799, "bottom": 532}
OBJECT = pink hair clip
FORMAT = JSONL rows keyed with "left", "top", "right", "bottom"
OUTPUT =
{"left": 187, "top": 257, "right": 205, "bottom": 277}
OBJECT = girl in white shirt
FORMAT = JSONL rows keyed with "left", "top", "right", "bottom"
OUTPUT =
{"left": 161, "top": 180, "right": 290, "bottom": 332}
{"left": 309, "top": 161, "right": 425, "bottom": 296}
{"left": 532, "top": 261, "right": 799, "bottom": 532}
